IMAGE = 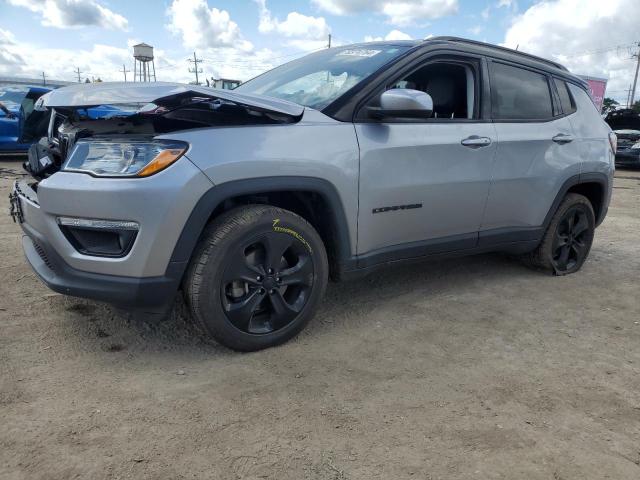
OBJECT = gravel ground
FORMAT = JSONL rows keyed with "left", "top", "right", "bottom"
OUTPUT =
{"left": 1, "top": 159, "right": 639, "bottom": 480}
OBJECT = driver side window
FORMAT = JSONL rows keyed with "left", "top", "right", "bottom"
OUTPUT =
{"left": 389, "top": 59, "right": 478, "bottom": 120}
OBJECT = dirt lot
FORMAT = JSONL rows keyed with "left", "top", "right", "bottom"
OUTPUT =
{"left": 1, "top": 159, "right": 639, "bottom": 480}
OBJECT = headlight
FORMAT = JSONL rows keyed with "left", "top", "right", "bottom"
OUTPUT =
{"left": 631, "top": 142, "right": 640, "bottom": 149}
{"left": 63, "top": 138, "right": 188, "bottom": 177}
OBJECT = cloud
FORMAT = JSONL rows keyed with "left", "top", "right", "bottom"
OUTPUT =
{"left": 503, "top": 0, "right": 639, "bottom": 103}
{"left": 256, "top": 0, "right": 330, "bottom": 40}
{"left": 166, "top": 0, "right": 252, "bottom": 52}
{"left": 312, "top": 0, "right": 458, "bottom": 26}
{"left": 0, "top": 27, "right": 275, "bottom": 85}
{"left": 364, "top": 29, "right": 413, "bottom": 42}
{"left": 468, "top": 25, "right": 483, "bottom": 35}
{"left": 0, "top": 29, "right": 25, "bottom": 66}
{"left": 7, "top": 0, "right": 128, "bottom": 30}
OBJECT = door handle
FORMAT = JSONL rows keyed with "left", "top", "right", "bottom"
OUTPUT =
{"left": 461, "top": 135, "right": 492, "bottom": 148}
{"left": 552, "top": 133, "right": 575, "bottom": 144}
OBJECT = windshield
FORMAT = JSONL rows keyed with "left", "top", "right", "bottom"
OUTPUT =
{"left": 0, "top": 86, "right": 29, "bottom": 109}
{"left": 236, "top": 45, "right": 412, "bottom": 110}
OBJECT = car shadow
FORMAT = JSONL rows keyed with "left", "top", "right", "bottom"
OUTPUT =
{"left": 56, "top": 251, "right": 535, "bottom": 359}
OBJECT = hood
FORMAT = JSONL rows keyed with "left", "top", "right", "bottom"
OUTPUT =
{"left": 35, "top": 81, "right": 304, "bottom": 118}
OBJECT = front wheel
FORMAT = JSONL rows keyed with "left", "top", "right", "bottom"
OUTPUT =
{"left": 523, "top": 193, "right": 595, "bottom": 275}
{"left": 184, "top": 205, "right": 328, "bottom": 351}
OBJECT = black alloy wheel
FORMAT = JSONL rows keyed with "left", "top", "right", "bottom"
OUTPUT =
{"left": 550, "top": 206, "right": 591, "bottom": 273}
{"left": 185, "top": 204, "right": 328, "bottom": 351}
{"left": 522, "top": 193, "right": 595, "bottom": 275}
{"left": 220, "top": 232, "right": 314, "bottom": 334}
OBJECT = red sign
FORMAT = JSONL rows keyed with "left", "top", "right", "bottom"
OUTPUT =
{"left": 579, "top": 75, "right": 608, "bottom": 112}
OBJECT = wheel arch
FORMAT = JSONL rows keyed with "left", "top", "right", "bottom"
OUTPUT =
{"left": 168, "top": 177, "right": 354, "bottom": 282}
{"left": 544, "top": 173, "right": 609, "bottom": 229}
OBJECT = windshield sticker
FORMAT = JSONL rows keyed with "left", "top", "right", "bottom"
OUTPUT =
{"left": 337, "top": 49, "right": 381, "bottom": 58}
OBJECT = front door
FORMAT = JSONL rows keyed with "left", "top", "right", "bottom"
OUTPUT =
{"left": 354, "top": 56, "right": 497, "bottom": 264}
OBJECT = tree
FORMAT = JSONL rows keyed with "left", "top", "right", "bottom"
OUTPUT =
{"left": 601, "top": 97, "right": 619, "bottom": 114}
{"left": 631, "top": 100, "right": 640, "bottom": 113}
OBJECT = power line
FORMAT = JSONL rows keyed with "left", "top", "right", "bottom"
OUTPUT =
{"left": 559, "top": 42, "right": 636, "bottom": 58}
{"left": 188, "top": 51, "right": 203, "bottom": 85}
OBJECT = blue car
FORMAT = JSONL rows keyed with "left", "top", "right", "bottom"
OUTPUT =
{"left": 0, "top": 85, "right": 52, "bottom": 154}
{"left": 0, "top": 84, "right": 133, "bottom": 155}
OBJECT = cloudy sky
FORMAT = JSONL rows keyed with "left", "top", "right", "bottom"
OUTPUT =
{"left": 0, "top": 0, "right": 638, "bottom": 103}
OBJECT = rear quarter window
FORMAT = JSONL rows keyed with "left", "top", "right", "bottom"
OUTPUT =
{"left": 554, "top": 78, "right": 576, "bottom": 115}
{"left": 490, "top": 62, "right": 553, "bottom": 120}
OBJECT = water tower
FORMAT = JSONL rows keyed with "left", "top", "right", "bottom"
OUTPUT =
{"left": 133, "top": 43, "right": 156, "bottom": 82}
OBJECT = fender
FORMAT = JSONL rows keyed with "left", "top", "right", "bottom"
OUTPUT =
{"left": 167, "top": 176, "right": 354, "bottom": 274}
{"left": 542, "top": 172, "right": 610, "bottom": 229}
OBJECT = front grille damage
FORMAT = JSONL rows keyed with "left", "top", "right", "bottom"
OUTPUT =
{"left": 23, "top": 91, "right": 302, "bottom": 181}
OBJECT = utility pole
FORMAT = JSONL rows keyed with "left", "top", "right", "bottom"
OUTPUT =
{"left": 120, "top": 64, "right": 130, "bottom": 82}
{"left": 327, "top": 33, "right": 332, "bottom": 49}
{"left": 74, "top": 66, "right": 82, "bottom": 83}
{"left": 188, "top": 51, "right": 203, "bottom": 85}
{"left": 41, "top": 71, "right": 46, "bottom": 86}
{"left": 630, "top": 43, "right": 640, "bottom": 107}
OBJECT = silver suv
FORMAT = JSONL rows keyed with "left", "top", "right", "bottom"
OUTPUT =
{"left": 10, "top": 37, "right": 615, "bottom": 351}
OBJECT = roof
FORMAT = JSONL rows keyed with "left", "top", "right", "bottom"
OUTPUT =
{"left": 339, "top": 37, "right": 580, "bottom": 84}
{"left": 427, "top": 36, "right": 569, "bottom": 71}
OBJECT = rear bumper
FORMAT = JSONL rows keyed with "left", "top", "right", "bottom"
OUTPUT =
{"left": 20, "top": 222, "right": 185, "bottom": 309}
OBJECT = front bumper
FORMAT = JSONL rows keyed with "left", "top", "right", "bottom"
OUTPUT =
{"left": 11, "top": 157, "right": 213, "bottom": 307}
{"left": 20, "top": 225, "right": 183, "bottom": 308}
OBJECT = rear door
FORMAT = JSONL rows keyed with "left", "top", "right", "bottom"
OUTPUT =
{"left": 480, "top": 60, "right": 580, "bottom": 244}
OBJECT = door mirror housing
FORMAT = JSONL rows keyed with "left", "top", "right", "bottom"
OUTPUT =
{"left": 368, "top": 89, "right": 434, "bottom": 119}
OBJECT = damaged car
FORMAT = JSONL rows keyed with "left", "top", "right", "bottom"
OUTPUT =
{"left": 0, "top": 85, "right": 51, "bottom": 154}
{"left": 10, "top": 38, "right": 614, "bottom": 351}
{"left": 604, "top": 108, "right": 640, "bottom": 168}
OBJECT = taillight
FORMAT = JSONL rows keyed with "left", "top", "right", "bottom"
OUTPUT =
{"left": 608, "top": 131, "right": 617, "bottom": 154}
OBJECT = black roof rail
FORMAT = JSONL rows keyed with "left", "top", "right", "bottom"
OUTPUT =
{"left": 426, "top": 36, "right": 568, "bottom": 71}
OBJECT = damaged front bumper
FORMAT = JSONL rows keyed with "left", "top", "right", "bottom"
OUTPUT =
{"left": 10, "top": 155, "right": 214, "bottom": 308}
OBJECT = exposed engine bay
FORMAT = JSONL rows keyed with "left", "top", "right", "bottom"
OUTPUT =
{"left": 23, "top": 88, "right": 303, "bottom": 180}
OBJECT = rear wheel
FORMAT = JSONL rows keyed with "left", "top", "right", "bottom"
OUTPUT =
{"left": 185, "top": 205, "right": 328, "bottom": 351}
{"left": 523, "top": 193, "right": 595, "bottom": 275}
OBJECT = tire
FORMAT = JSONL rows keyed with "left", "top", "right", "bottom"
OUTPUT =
{"left": 184, "top": 204, "right": 329, "bottom": 351}
{"left": 523, "top": 193, "right": 595, "bottom": 275}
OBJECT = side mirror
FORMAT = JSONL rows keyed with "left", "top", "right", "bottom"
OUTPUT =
{"left": 368, "top": 88, "right": 433, "bottom": 119}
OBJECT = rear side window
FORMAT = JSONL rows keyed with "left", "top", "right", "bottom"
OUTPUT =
{"left": 490, "top": 62, "right": 553, "bottom": 120}
{"left": 554, "top": 78, "right": 576, "bottom": 115}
